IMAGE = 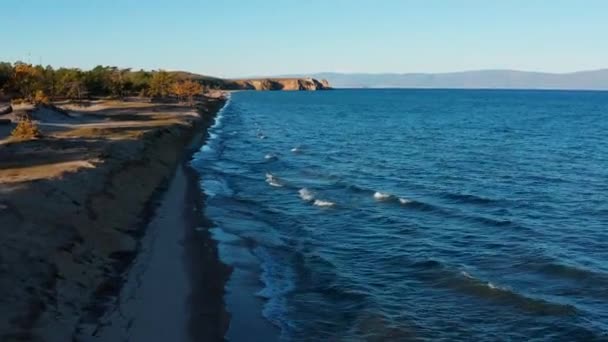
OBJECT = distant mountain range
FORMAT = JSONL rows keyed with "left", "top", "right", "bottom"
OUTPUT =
{"left": 281, "top": 69, "right": 608, "bottom": 90}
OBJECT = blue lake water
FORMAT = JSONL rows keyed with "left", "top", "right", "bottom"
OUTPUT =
{"left": 191, "top": 89, "right": 608, "bottom": 340}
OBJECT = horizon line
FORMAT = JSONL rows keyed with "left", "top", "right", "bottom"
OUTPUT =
{"left": 274, "top": 68, "right": 608, "bottom": 78}
{"left": 2, "top": 59, "right": 608, "bottom": 78}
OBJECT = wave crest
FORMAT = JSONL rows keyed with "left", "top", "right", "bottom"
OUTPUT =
{"left": 313, "top": 199, "right": 336, "bottom": 207}
{"left": 373, "top": 192, "right": 392, "bottom": 201}
{"left": 299, "top": 188, "right": 315, "bottom": 201}
{"left": 264, "top": 153, "right": 278, "bottom": 161}
{"left": 265, "top": 173, "right": 283, "bottom": 187}
{"left": 373, "top": 191, "right": 413, "bottom": 205}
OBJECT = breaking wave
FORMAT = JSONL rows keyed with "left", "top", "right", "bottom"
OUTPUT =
{"left": 299, "top": 188, "right": 315, "bottom": 201}
{"left": 313, "top": 199, "right": 336, "bottom": 207}
{"left": 265, "top": 173, "right": 283, "bottom": 187}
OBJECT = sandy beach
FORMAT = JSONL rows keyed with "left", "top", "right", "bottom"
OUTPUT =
{"left": 0, "top": 96, "right": 227, "bottom": 341}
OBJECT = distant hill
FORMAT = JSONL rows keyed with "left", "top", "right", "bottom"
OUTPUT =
{"left": 281, "top": 70, "right": 608, "bottom": 90}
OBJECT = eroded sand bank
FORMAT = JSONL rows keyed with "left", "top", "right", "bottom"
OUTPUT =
{"left": 0, "top": 97, "right": 227, "bottom": 341}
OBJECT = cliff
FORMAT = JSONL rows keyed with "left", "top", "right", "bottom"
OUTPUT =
{"left": 170, "top": 72, "right": 331, "bottom": 91}
{"left": 227, "top": 78, "right": 331, "bottom": 91}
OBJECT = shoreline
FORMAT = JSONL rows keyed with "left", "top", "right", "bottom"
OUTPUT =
{"left": 183, "top": 100, "right": 232, "bottom": 341}
{"left": 74, "top": 96, "right": 232, "bottom": 341}
{"left": 0, "top": 96, "right": 228, "bottom": 341}
{"left": 194, "top": 94, "right": 281, "bottom": 341}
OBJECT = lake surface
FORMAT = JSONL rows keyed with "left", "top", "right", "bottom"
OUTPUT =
{"left": 191, "top": 89, "right": 608, "bottom": 340}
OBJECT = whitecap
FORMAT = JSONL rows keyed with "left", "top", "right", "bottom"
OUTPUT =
{"left": 291, "top": 147, "right": 301, "bottom": 153}
{"left": 298, "top": 188, "right": 315, "bottom": 201}
{"left": 265, "top": 173, "right": 283, "bottom": 187}
{"left": 313, "top": 199, "right": 335, "bottom": 207}
{"left": 373, "top": 192, "right": 392, "bottom": 201}
{"left": 265, "top": 153, "right": 278, "bottom": 161}
{"left": 268, "top": 180, "right": 282, "bottom": 187}
{"left": 398, "top": 197, "right": 413, "bottom": 205}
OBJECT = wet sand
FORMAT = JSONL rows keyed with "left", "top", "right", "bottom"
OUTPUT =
{"left": 223, "top": 255, "right": 281, "bottom": 341}
{"left": 79, "top": 159, "right": 230, "bottom": 341}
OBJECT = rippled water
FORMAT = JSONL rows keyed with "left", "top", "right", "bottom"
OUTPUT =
{"left": 191, "top": 89, "right": 608, "bottom": 341}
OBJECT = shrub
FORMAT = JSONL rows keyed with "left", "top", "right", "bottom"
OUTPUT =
{"left": 34, "top": 90, "right": 50, "bottom": 105}
{"left": 11, "top": 114, "right": 42, "bottom": 140}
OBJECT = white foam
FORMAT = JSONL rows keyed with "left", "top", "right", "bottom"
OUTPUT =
{"left": 265, "top": 173, "right": 283, "bottom": 187}
{"left": 373, "top": 192, "right": 392, "bottom": 201}
{"left": 313, "top": 199, "right": 335, "bottom": 207}
{"left": 291, "top": 147, "right": 301, "bottom": 153}
{"left": 253, "top": 247, "right": 295, "bottom": 338}
{"left": 193, "top": 94, "right": 230, "bottom": 159}
{"left": 268, "top": 180, "right": 282, "bottom": 187}
{"left": 265, "top": 153, "right": 278, "bottom": 160}
{"left": 209, "top": 95, "right": 228, "bottom": 130}
{"left": 298, "top": 188, "right": 315, "bottom": 201}
{"left": 398, "top": 197, "right": 413, "bottom": 204}
{"left": 202, "top": 177, "right": 233, "bottom": 197}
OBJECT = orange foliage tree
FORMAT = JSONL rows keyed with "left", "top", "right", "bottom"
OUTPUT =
{"left": 34, "top": 90, "right": 50, "bottom": 105}
{"left": 171, "top": 80, "right": 203, "bottom": 106}
{"left": 11, "top": 63, "right": 42, "bottom": 102}
{"left": 11, "top": 114, "right": 42, "bottom": 140}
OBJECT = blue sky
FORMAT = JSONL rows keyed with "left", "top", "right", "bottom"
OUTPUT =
{"left": 1, "top": 0, "right": 607, "bottom": 77}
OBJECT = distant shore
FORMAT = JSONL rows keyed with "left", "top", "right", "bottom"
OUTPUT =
{"left": 0, "top": 95, "right": 228, "bottom": 340}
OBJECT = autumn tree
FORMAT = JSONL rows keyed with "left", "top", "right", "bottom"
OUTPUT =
{"left": 11, "top": 113, "right": 42, "bottom": 140}
{"left": 10, "top": 62, "right": 42, "bottom": 101}
{"left": 0, "top": 61, "right": 222, "bottom": 100}
{"left": 34, "top": 90, "right": 50, "bottom": 105}
{"left": 171, "top": 80, "right": 203, "bottom": 106}
{"left": 171, "top": 81, "right": 186, "bottom": 102}
{"left": 148, "top": 70, "right": 174, "bottom": 99}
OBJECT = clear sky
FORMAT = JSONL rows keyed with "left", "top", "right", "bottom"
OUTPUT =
{"left": 1, "top": 0, "right": 607, "bottom": 77}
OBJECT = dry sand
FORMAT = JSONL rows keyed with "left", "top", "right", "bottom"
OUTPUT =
{"left": 0, "top": 97, "right": 228, "bottom": 341}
